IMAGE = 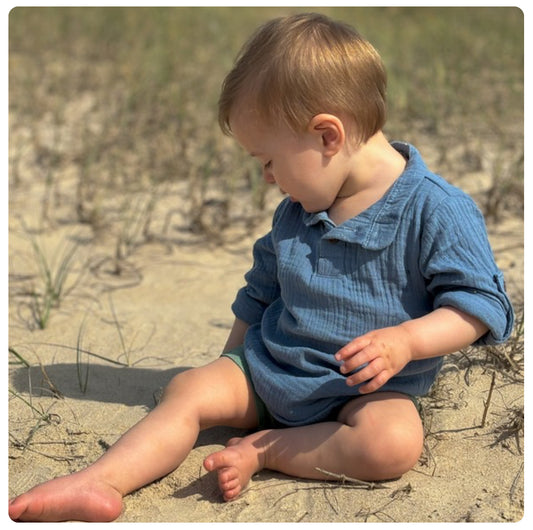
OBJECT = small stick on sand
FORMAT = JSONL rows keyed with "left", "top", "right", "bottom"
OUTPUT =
{"left": 480, "top": 371, "right": 496, "bottom": 428}
{"left": 315, "top": 467, "right": 389, "bottom": 490}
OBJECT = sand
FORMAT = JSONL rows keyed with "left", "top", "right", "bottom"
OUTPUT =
{"left": 7, "top": 163, "right": 524, "bottom": 523}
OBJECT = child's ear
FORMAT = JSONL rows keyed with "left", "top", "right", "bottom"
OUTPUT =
{"left": 308, "top": 114, "right": 345, "bottom": 157}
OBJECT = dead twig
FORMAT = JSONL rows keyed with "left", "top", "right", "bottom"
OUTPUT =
{"left": 39, "top": 363, "right": 64, "bottom": 399}
{"left": 491, "top": 405, "right": 524, "bottom": 455}
{"left": 315, "top": 467, "right": 389, "bottom": 490}
{"left": 9, "top": 433, "right": 84, "bottom": 463}
{"left": 354, "top": 483, "right": 413, "bottom": 522}
{"left": 269, "top": 469, "right": 388, "bottom": 511}
{"left": 480, "top": 371, "right": 496, "bottom": 428}
{"left": 509, "top": 462, "right": 524, "bottom": 503}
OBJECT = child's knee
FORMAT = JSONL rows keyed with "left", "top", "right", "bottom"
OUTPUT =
{"left": 363, "top": 421, "right": 423, "bottom": 478}
{"left": 386, "top": 422, "right": 423, "bottom": 469}
{"left": 160, "top": 368, "right": 205, "bottom": 405}
{"left": 158, "top": 360, "right": 259, "bottom": 430}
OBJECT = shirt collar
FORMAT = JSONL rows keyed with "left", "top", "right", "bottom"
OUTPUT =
{"left": 303, "top": 142, "right": 429, "bottom": 249}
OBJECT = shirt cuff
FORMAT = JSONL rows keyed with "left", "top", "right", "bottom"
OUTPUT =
{"left": 231, "top": 286, "right": 268, "bottom": 326}
{"left": 435, "top": 274, "right": 514, "bottom": 345}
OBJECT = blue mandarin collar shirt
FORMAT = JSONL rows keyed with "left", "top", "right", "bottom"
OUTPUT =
{"left": 232, "top": 142, "right": 514, "bottom": 426}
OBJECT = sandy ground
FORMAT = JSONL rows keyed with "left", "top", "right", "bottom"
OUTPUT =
{"left": 7, "top": 158, "right": 524, "bottom": 523}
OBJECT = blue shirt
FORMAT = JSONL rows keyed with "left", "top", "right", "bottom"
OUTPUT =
{"left": 232, "top": 142, "right": 514, "bottom": 426}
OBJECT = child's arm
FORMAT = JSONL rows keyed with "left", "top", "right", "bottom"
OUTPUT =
{"left": 335, "top": 306, "right": 488, "bottom": 394}
{"left": 222, "top": 318, "right": 250, "bottom": 353}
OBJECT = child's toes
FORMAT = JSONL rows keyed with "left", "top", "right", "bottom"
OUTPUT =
{"left": 219, "top": 475, "right": 240, "bottom": 491}
{"left": 222, "top": 484, "right": 242, "bottom": 501}
{"left": 204, "top": 446, "right": 239, "bottom": 472}
{"left": 203, "top": 452, "right": 226, "bottom": 471}
{"left": 218, "top": 466, "right": 239, "bottom": 484}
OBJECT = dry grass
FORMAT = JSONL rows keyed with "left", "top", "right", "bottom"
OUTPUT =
{"left": 9, "top": 7, "right": 523, "bottom": 246}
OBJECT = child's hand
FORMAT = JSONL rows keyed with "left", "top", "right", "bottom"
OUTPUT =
{"left": 335, "top": 325, "right": 414, "bottom": 393}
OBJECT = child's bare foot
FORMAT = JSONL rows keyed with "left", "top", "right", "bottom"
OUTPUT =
{"left": 8, "top": 469, "right": 123, "bottom": 522}
{"left": 203, "top": 436, "right": 265, "bottom": 501}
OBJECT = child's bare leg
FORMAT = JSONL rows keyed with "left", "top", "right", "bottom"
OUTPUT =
{"left": 9, "top": 358, "right": 258, "bottom": 522}
{"left": 204, "top": 392, "right": 423, "bottom": 500}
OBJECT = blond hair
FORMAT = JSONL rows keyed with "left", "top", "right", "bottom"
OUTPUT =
{"left": 218, "top": 13, "right": 387, "bottom": 144}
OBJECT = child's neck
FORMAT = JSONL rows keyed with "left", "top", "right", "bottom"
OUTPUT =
{"left": 327, "top": 132, "right": 406, "bottom": 226}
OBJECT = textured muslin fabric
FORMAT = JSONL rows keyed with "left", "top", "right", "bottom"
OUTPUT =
{"left": 232, "top": 142, "right": 514, "bottom": 427}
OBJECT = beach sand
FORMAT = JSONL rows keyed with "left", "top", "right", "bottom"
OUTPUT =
{"left": 8, "top": 163, "right": 524, "bottom": 523}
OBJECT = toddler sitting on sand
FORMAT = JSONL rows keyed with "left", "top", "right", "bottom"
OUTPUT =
{"left": 9, "top": 13, "right": 513, "bottom": 522}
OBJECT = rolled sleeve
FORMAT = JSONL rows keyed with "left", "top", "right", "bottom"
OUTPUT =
{"left": 435, "top": 271, "right": 514, "bottom": 344}
{"left": 422, "top": 196, "right": 514, "bottom": 345}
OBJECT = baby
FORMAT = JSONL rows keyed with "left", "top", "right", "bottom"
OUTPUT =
{"left": 9, "top": 12, "right": 513, "bottom": 522}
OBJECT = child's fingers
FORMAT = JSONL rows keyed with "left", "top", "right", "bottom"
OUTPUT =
{"left": 339, "top": 354, "right": 367, "bottom": 375}
{"left": 338, "top": 341, "right": 380, "bottom": 374}
{"left": 350, "top": 366, "right": 391, "bottom": 393}
{"left": 345, "top": 356, "right": 384, "bottom": 385}
{"left": 335, "top": 336, "right": 371, "bottom": 361}
{"left": 358, "top": 371, "right": 390, "bottom": 393}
